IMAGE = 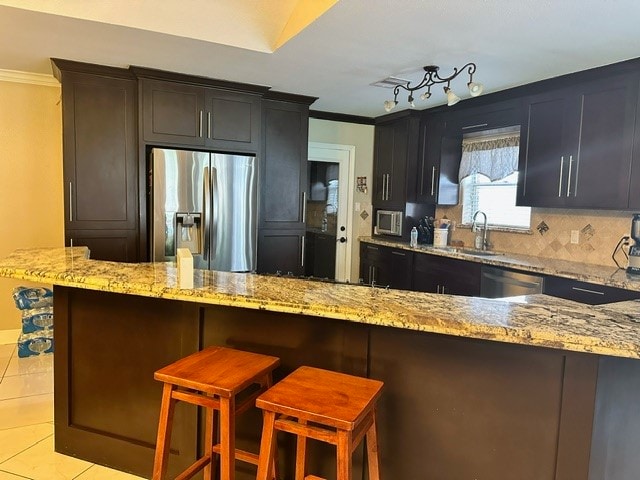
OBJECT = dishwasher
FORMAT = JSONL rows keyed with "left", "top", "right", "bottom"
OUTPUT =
{"left": 480, "top": 266, "right": 544, "bottom": 298}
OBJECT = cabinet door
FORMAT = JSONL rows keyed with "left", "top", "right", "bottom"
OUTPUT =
{"left": 359, "top": 243, "right": 390, "bottom": 287}
{"left": 413, "top": 253, "right": 480, "bottom": 296}
{"left": 257, "top": 229, "right": 305, "bottom": 275}
{"left": 141, "top": 79, "right": 205, "bottom": 146}
{"left": 204, "top": 89, "right": 261, "bottom": 152}
{"left": 61, "top": 71, "right": 138, "bottom": 238}
{"left": 388, "top": 249, "right": 413, "bottom": 290}
{"left": 567, "top": 75, "right": 638, "bottom": 209}
{"left": 417, "top": 115, "right": 451, "bottom": 204}
{"left": 312, "top": 233, "right": 337, "bottom": 279}
{"left": 66, "top": 230, "right": 138, "bottom": 262}
{"left": 260, "top": 100, "right": 308, "bottom": 229}
{"left": 517, "top": 90, "right": 572, "bottom": 207}
{"left": 373, "top": 118, "right": 409, "bottom": 209}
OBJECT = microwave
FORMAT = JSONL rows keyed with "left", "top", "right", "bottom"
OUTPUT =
{"left": 376, "top": 210, "right": 403, "bottom": 236}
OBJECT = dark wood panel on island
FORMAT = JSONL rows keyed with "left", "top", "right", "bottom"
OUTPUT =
{"left": 50, "top": 285, "right": 640, "bottom": 480}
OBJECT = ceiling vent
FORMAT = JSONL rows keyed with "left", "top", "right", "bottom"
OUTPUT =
{"left": 371, "top": 76, "right": 409, "bottom": 89}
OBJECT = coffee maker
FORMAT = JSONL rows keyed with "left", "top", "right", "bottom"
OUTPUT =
{"left": 627, "top": 214, "right": 640, "bottom": 274}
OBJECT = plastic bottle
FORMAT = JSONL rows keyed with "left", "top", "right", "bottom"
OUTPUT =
{"left": 410, "top": 227, "right": 418, "bottom": 247}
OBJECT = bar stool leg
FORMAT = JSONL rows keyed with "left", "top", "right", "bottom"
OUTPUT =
{"left": 203, "top": 405, "right": 218, "bottom": 480}
{"left": 219, "top": 396, "right": 236, "bottom": 480}
{"left": 256, "top": 411, "right": 277, "bottom": 480}
{"left": 336, "top": 430, "right": 353, "bottom": 480}
{"left": 365, "top": 412, "right": 381, "bottom": 480}
{"left": 152, "top": 383, "right": 177, "bottom": 480}
{"left": 294, "top": 419, "right": 307, "bottom": 480}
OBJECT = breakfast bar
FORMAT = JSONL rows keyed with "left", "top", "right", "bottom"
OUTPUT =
{"left": 2, "top": 247, "right": 640, "bottom": 479}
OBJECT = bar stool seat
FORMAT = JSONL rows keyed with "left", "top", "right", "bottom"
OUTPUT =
{"left": 255, "top": 366, "right": 383, "bottom": 480}
{"left": 152, "top": 346, "right": 280, "bottom": 480}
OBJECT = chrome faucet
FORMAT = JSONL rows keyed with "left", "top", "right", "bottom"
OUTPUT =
{"left": 471, "top": 210, "right": 488, "bottom": 250}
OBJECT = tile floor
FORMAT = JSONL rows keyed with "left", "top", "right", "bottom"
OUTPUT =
{"left": 0, "top": 329, "right": 144, "bottom": 479}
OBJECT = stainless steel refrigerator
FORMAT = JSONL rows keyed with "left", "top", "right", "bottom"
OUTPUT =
{"left": 151, "top": 148, "right": 257, "bottom": 272}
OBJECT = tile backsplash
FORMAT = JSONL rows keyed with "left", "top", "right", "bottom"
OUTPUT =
{"left": 436, "top": 205, "right": 633, "bottom": 267}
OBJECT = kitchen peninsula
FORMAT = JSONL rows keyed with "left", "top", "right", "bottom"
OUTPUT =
{"left": 2, "top": 247, "right": 640, "bottom": 480}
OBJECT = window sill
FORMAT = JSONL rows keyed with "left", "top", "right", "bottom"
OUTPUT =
{"left": 458, "top": 224, "right": 533, "bottom": 235}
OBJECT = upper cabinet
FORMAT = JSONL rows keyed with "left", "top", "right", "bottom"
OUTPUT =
{"left": 518, "top": 73, "right": 640, "bottom": 209}
{"left": 373, "top": 113, "right": 420, "bottom": 209}
{"left": 140, "top": 78, "right": 262, "bottom": 152}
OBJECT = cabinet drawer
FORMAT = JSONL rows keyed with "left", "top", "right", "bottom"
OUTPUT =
{"left": 544, "top": 276, "right": 640, "bottom": 305}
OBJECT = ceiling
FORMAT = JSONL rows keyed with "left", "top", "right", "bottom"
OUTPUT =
{"left": 1, "top": 0, "right": 640, "bottom": 118}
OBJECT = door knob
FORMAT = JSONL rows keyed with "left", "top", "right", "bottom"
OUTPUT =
{"left": 339, "top": 237, "right": 347, "bottom": 243}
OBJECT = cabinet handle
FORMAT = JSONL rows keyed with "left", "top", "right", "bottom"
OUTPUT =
{"left": 566, "top": 155, "right": 574, "bottom": 197}
{"left": 367, "top": 245, "right": 379, "bottom": 251}
{"left": 199, "top": 110, "right": 203, "bottom": 137}
{"left": 441, "top": 285, "right": 446, "bottom": 294}
{"left": 301, "top": 192, "right": 307, "bottom": 222}
{"left": 437, "top": 285, "right": 441, "bottom": 294}
{"left": 386, "top": 174, "right": 391, "bottom": 200}
{"left": 68, "top": 181, "right": 73, "bottom": 222}
{"left": 301, "top": 235, "right": 305, "bottom": 268}
{"left": 461, "top": 123, "right": 489, "bottom": 130}
{"left": 558, "top": 156, "right": 565, "bottom": 197}
{"left": 207, "top": 111, "right": 212, "bottom": 139}
{"left": 431, "top": 166, "right": 436, "bottom": 196}
{"left": 571, "top": 286, "right": 605, "bottom": 296}
{"left": 382, "top": 174, "right": 387, "bottom": 201}
{"left": 372, "top": 266, "right": 377, "bottom": 284}
{"left": 391, "top": 251, "right": 405, "bottom": 256}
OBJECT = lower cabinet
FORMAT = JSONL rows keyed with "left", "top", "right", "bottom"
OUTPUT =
{"left": 66, "top": 230, "right": 138, "bottom": 262}
{"left": 359, "top": 242, "right": 413, "bottom": 290}
{"left": 257, "top": 229, "right": 305, "bottom": 275}
{"left": 544, "top": 276, "right": 640, "bottom": 305}
{"left": 413, "top": 253, "right": 481, "bottom": 296}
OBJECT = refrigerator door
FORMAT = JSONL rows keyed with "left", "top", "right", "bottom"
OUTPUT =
{"left": 210, "top": 153, "right": 257, "bottom": 272}
{"left": 151, "top": 148, "right": 209, "bottom": 269}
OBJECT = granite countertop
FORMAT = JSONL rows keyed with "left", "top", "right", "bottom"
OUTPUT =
{"left": 361, "top": 236, "right": 640, "bottom": 291}
{"left": 1, "top": 247, "right": 640, "bottom": 359}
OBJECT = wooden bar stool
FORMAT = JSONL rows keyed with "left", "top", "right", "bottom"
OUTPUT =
{"left": 255, "top": 366, "right": 384, "bottom": 480}
{"left": 152, "top": 346, "right": 280, "bottom": 480}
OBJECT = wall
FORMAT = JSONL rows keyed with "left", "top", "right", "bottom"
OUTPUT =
{"left": 0, "top": 79, "right": 63, "bottom": 331}
{"left": 308, "top": 118, "right": 374, "bottom": 281}
{"left": 437, "top": 204, "right": 633, "bottom": 268}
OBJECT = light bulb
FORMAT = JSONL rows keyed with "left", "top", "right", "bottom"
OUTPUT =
{"left": 444, "top": 87, "right": 460, "bottom": 106}
{"left": 420, "top": 90, "right": 432, "bottom": 101}
{"left": 468, "top": 81, "right": 484, "bottom": 97}
{"left": 383, "top": 100, "right": 397, "bottom": 112}
{"left": 408, "top": 94, "right": 415, "bottom": 109}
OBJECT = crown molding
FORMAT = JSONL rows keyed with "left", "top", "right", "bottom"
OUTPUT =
{"left": 0, "top": 69, "right": 60, "bottom": 87}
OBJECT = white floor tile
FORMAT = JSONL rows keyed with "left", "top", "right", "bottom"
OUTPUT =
{"left": 0, "top": 394, "right": 53, "bottom": 430}
{"left": 0, "top": 372, "right": 53, "bottom": 401}
{"left": 0, "top": 435, "right": 93, "bottom": 480}
{"left": 3, "top": 355, "right": 53, "bottom": 378}
{"left": 0, "top": 423, "right": 53, "bottom": 463}
{"left": 0, "top": 330, "right": 20, "bottom": 346}
{"left": 73, "top": 465, "right": 146, "bottom": 479}
{"left": 0, "top": 470, "right": 32, "bottom": 479}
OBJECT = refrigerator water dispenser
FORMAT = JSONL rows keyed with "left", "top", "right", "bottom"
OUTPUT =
{"left": 175, "top": 213, "right": 202, "bottom": 255}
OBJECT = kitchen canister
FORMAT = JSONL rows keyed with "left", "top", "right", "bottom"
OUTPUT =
{"left": 433, "top": 228, "right": 449, "bottom": 247}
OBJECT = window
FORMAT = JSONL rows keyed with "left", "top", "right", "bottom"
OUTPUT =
{"left": 459, "top": 129, "right": 531, "bottom": 229}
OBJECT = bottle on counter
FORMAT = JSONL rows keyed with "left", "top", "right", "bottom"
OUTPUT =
{"left": 410, "top": 227, "right": 418, "bottom": 248}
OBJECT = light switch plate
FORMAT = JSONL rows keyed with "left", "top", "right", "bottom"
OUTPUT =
{"left": 571, "top": 230, "right": 580, "bottom": 244}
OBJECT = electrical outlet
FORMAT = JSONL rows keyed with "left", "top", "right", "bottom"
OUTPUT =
{"left": 571, "top": 230, "right": 580, "bottom": 244}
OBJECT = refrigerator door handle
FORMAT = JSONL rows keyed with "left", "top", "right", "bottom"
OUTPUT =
{"left": 210, "top": 166, "right": 219, "bottom": 261}
{"left": 203, "top": 166, "right": 211, "bottom": 261}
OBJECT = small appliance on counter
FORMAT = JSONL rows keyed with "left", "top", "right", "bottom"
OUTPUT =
{"left": 375, "top": 209, "right": 403, "bottom": 236}
{"left": 612, "top": 213, "right": 640, "bottom": 274}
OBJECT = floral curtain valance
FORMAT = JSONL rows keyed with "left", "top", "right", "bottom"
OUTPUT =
{"left": 458, "top": 135, "right": 520, "bottom": 182}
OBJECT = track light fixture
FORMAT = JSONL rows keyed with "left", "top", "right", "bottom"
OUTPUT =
{"left": 383, "top": 63, "right": 483, "bottom": 112}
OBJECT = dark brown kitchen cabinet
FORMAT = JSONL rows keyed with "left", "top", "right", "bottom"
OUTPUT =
{"left": 544, "top": 276, "right": 640, "bottom": 305}
{"left": 373, "top": 113, "right": 420, "bottom": 209}
{"left": 257, "top": 230, "right": 305, "bottom": 275}
{"left": 413, "top": 253, "right": 481, "bottom": 296}
{"left": 140, "top": 78, "right": 261, "bottom": 152}
{"left": 359, "top": 242, "right": 413, "bottom": 290}
{"left": 518, "top": 73, "right": 639, "bottom": 209}
{"left": 416, "top": 113, "right": 459, "bottom": 205}
{"left": 53, "top": 60, "right": 139, "bottom": 262}
{"left": 257, "top": 97, "right": 315, "bottom": 274}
